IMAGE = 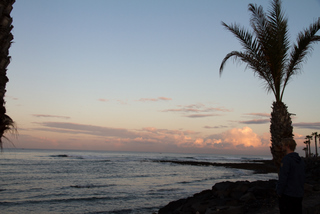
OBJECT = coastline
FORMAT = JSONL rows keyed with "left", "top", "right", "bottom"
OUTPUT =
{"left": 156, "top": 158, "right": 320, "bottom": 214}
{"left": 153, "top": 159, "right": 277, "bottom": 174}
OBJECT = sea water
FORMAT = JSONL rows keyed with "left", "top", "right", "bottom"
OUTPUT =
{"left": 0, "top": 149, "right": 277, "bottom": 214}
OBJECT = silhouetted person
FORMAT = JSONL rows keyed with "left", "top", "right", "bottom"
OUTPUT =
{"left": 277, "top": 138, "right": 305, "bottom": 214}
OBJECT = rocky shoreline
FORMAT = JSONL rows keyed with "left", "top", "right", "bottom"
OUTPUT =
{"left": 153, "top": 159, "right": 277, "bottom": 174}
{"left": 156, "top": 158, "right": 320, "bottom": 214}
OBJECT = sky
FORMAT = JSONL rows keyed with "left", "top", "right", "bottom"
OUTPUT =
{"left": 4, "top": 0, "right": 320, "bottom": 156}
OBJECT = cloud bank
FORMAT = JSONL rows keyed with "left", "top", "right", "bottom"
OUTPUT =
{"left": 27, "top": 121, "right": 271, "bottom": 154}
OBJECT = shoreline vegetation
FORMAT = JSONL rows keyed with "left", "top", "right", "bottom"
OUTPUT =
{"left": 156, "top": 158, "right": 320, "bottom": 214}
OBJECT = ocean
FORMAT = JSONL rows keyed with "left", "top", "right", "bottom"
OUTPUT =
{"left": 0, "top": 149, "right": 277, "bottom": 214}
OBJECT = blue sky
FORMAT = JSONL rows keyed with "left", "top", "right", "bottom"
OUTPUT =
{"left": 5, "top": 0, "right": 320, "bottom": 155}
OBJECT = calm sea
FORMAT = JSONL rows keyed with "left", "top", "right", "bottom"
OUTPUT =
{"left": 0, "top": 149, "right": 277, "bottom": 214}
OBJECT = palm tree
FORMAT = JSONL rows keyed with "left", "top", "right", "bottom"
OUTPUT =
{"left": 219, "top": 0, "right": 320, "bottom": 169}
{"left": 312, "top": 132, "right": 318, "bottom": 157}
{"left": 0, "top": 0, "right": 16, "bottom": 149}
{"left": 302, "top": 147, "right": 308, "bottom": 158}
{"left": 318, "top": 133, "right": 320, "bottom": 154}
{"left": 303, "top": 140, "right": 309, "bottom": 158}
{"left": 306, "top": 135, "right": 312, "bottom": 157}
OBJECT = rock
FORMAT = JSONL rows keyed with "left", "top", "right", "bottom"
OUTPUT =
{"left": 205, "top": 206, "right": 244, "bottom": 214}
{"left": 158, "top": 198, "right": 187, "bottom": 214}
{"left": 239, "top": 192, "right": 256, "bottom": 202}
{"left": 233, "top": 181, "right": 250, "bottom": 192}
{"left": 193, "top": 189, "right": 213, "bottom": 200}
{"left": 191, "top": 202, "right": 208, "bottom": 213}
{"left": 159, "top": 180, "right": 277, "bottom": 214}
{"left": 212, "top": 182, "right": 232, "bottom": 199}
{"left": 158, "top": 157, "right": 320, "bottom": 214}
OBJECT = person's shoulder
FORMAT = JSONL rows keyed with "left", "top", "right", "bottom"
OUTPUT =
{"left": 282, "top": 152, "right": 298, "bottom": 162}
{"left": 286, "top": 152, "right": 300, "bottom": 158}
{"left": 286, "top": 152, "right": 304, "bottom": 164}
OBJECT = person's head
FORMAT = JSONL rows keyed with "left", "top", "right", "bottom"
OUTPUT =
{"left": 281, "top": 138, "right": 296, "bottom": 152}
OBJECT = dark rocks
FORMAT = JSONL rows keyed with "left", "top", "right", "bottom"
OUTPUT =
{"left": 158, "top": 157, "right": 320, "bottom": 214}
{"left": 158, "top": 198, "right": 187, "bottom": 214}
{"left": 158, "top": 180, "right": 278, "bottom": 214}
{"left": 239, "top": 192, "right": 256, "bottom": 202}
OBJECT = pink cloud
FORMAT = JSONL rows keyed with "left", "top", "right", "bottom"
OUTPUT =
{"left": 138, "top": 98, "right": 158, "bottom": 102}
{"left": 105, "top": 126, "right": 269, "bottom": 152}
{"left": 158, "top": 97, "right": 172, "bottom": 101}
{"left": 244, "top": 113, "right": 270, "bottom": 117}
{"left": 98, "top": 98, "right": 109, "bottom": 102}
{"left": 140, "top": 127, "right": 199, "bottom": 136}
{"left": 203, "top": 127, "right": 269, "bottom": 149}
{"left": 163, "top": 108, "right": 200, "bottom": 112}
{"left": 32, "top": 114, "right": 71, "bottom": 120}
{"left": 162, "top": 103, "right": 232, "bottom": 118}
{"left": 137, "top": 97, "right": 172, "bottom": 102}
{"left": 186, "top": 114, "right": 220, "bottom": 118}
{"left": 98, "top": 98, "right": 128, "bottom": 104}
{"left": 203, "top": 125, "right": 228, "bottom": 129}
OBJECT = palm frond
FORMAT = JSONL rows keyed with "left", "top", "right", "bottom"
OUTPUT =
{"left": 220, "top": 19, "right": 279, "bottom": 97}
{"left": 281, "top": 18, "right": 320, "bottom": 100}
{"left": 0, "top": 114, "right": 17, "bottom": 149}
{"left": 221, "top": 22, "right": 258, "bottom": 56}
{"left": 248, "top": 3, "right": 271, "bottom": 65}
{"left": 263, "top": 0, "right": 289, "bottom": 101}
{"left": 219, "top": 50, "right": 276, "bottom": 96}
{"left": 220, "top": 22, "right": 264, "bottom": 74}
{"left": 248, "top": 3, "right": 268, "bottom": 45}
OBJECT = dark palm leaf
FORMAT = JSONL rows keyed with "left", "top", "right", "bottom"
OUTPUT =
{"left": 282, "top": 18, "right": 320, "bottom": 100}
{"left": 0, "top": 114, "right": 17, "bottom": 149}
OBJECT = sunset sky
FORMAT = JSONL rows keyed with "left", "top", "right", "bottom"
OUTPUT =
{"left": 5, "top": 0, "right": 320, "bottom": 156}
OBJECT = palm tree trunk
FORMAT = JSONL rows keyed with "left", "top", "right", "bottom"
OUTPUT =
{"left": 270, "top": 101, "right": 293, "bottom": 171}
{"left": 318, "top": 134, "right": 320, "bottom": 156}
{"left": 304, "top": 142, "right": 309, "bottom": 158}
{"left": 0, "top": 0, "right": 15, "bottom": 148}
{"left": 315, "top": 136, "right": 318, "bottom": 157}
{"left": 308, "top": 140, "right": 311, "bottom": 156}
{"left": 303, "top": 148, "right": 307, "bottom": 158}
